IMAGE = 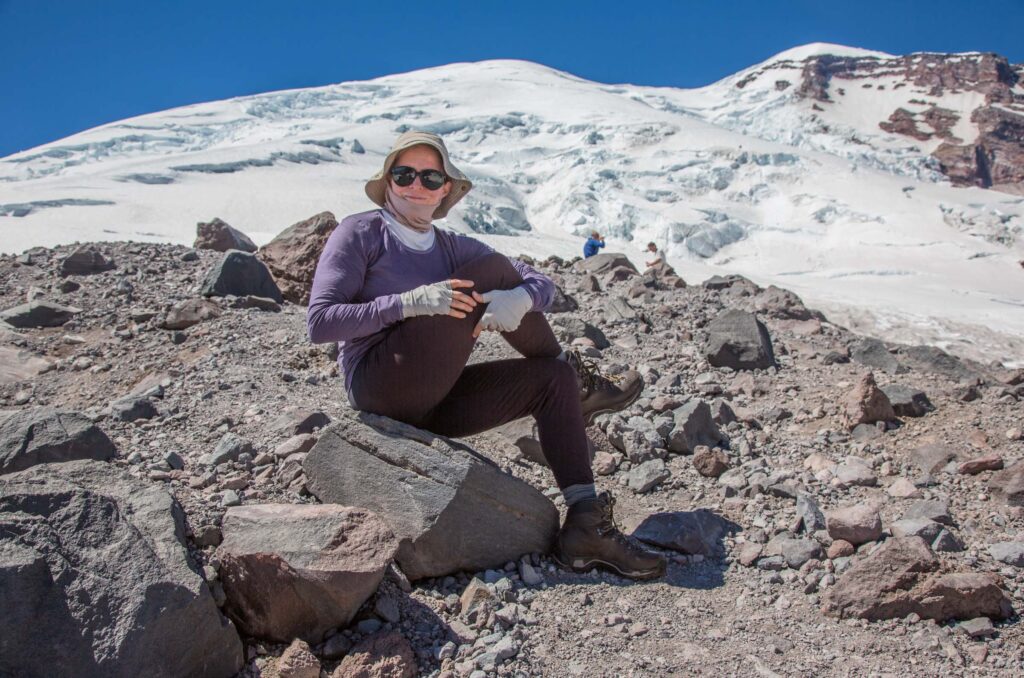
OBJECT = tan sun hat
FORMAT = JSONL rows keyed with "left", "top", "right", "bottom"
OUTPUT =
{"left": 364, "top": 131, "right": 473, "bottom": 219}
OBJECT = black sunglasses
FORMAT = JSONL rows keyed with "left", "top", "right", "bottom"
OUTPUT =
{"left": 390, "top": 165, "right": 448, "bottom": 191}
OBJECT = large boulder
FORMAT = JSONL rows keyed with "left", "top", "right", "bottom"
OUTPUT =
{"left": 258, "top": 211, "right": 338, "bottom": 305}
{"left": 1, "top": 408, "right": 116, "bottom": 475}
{"left": 218, "top": 504, "right": 397, "bottom": 643}
{"left": 0, "top": 460, "right": 243, "bottom": 677}
{"left": 303, "top": 411, "right": 558, "bottom": 580}
{"left": 0, "top": 300, "right": 80, "bottom": 328}
{"left": 59, "top": 245, "right": 116, "bottom": 276}
{"left": 822, "top": 537, "right": 1013, "bottom": 622}
{"left": 703, "top": 309, "right": 776, "bottom": 370}
{"left": 194, "top": 217, "right": 257, "bottom": 253}
{"left": 899, "top": 345, "right": 981, "bottom": 383}
{"left": 850, "top": 338, "right": 900, "bottom": 374}
{"left": 200, "top": 250, "right": 283, "bottom": 303}
{"left": 574, "top": 252, "right": 637, "bottom": 276}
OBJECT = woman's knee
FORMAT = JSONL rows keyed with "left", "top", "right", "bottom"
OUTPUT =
{"left": 453, "top": 252, "right": 521, "bottom": 292}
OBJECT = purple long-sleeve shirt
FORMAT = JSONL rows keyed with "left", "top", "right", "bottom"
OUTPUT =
{"left": 307, "top": 209, "right": 556, "bottom": 396}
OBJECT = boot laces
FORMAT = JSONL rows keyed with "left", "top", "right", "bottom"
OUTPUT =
{"left": 567, "top": 350, "right": 620, "bottom": 394}
{"left": 596, "top": 494, "right": 648, "bottom": 553}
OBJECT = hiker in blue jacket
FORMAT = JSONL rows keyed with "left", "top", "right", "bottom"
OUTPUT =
{"left": 583, "top": 231, "right": 605, "bottom": 258}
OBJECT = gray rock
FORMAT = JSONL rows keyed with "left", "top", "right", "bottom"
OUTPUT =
{"left": 0, "top": 460, "right": 243, "bottom": 677}
{"left": 989, "top": 541, "right": 1024, "bottom": 567}
{"left": 959, "top": 617, "right": 996, "bottom": 639}
{"left": 765, "top": 536, "right": 823, "bottom": 569}
{"left": 59, "top": 245, "right": 115, "bottom": 276}
{"left": 161, "top": 298, "right": 223, "bottom": 330}
{"left": 826, "top": 504, "right": 882, "bottom": 546}
{"left": 628, "top": 459, "right": 670, "bottom": 493}
{"left": 549, "top": 315, "right": 610, "bottom": 349}
{"left": 910, "top": 443, "right": 962, "bottom": 475}
{"left": 890, "top": 518, "right": 943, "bottom": 542}
{"left": 796, "top": 493, "right": 827, "bottom": 532}
{"left": 881, "top": 384, "right": 935, "bottom": 418}
{"left": 633, "top": 509, "right": 737, "bottom": 557}
{"left": 218, "top": 504, "right": 397, "bottom": 643}
{"left": 270, "top": 408, "right": 330, "bottom": 436}
{"left": 667, "top": 400, "right": 726, "bottom": 454}
{"left": 835, "top": 458, "right": 877, "bottom": 487}
{"left": 703, "top": 309, "right": 776, "bottom": 371}
{"left": 0, "top": 301, "right": 80, "bottom": 328}
{"left": 1, "top": 408, "right": 116, "bottom": 475}
{"left": 932, "top": 529, "right": 964, "bottom": 553}
{"left": 303, "top": 411, "right": 558, "bottom": 580}
{"left": 110, "top": 396, "right": 159, "bottom": 422}
{"left": 989, "top": 461, "right": 1024, "bottom": 507}
{"left": 899, "top": 345, "right": 980, "bottom": 383}
{"left": 604, "top": 296, "right": 639, "bottom": 323}
{"left": 204, "top": 433, "right": 254, "bottom": 466}
{"left": 200, "top": 250, "right": 283, "bottom": 302}
{"left": 902, "top": 499, "right": 953, "bottom": 525}
{"left": 850, "top": 338, "right": 900, "bottom": 374}
{"left": 194, "top": 217, "right": 257, "bottom": 253}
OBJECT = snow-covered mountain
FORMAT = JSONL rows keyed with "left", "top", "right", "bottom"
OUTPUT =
{"left": 2, "top": 44, "right": 1023, "bottom": 365}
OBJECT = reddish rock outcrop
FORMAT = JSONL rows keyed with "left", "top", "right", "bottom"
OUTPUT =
{"left": 258, "top": 212, "right": 339, "bottom": 305}
{"left": 822, "top": 537, "right": 1014, "bottom": 621}
{"left": 218, "top": 504, "right": 398, "bottom": 643}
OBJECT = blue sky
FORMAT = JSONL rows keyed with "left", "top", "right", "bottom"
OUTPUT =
{"left": 2, "top": 0, "right": 1023, "bottom": 158}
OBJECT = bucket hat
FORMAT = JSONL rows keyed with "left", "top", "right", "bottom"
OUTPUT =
{"left": 364, "top": 131, "right": 472, "bottom": 219}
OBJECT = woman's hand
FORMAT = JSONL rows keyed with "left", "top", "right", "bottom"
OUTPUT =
{"left": 471, "top": 286, "right": 533, "bottom": 337}
{"left": 399, "top": 279, "right": 477, "bottom": 319}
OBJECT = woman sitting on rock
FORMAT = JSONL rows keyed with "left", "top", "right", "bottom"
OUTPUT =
{"left": 307, "top": 131, "right": 666, "bottom": 580}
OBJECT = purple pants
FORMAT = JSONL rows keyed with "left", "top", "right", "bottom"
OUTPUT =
{"left": 350, "top": 252, "right": 594, "bottom": 488}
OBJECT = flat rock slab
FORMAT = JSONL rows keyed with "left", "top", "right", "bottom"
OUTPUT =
{"left": 218, "top": 504, "right": 397, "bottom": 643}
{"left": 1, "top": 408, "right": 116, "bottom": 475}
{"left": 303, "top": 411, "right": 558, "bottom": 580}
{"left": 0, "top": 301, "right": 81, "bottom": 328}
{"left": 0, "top": 345, "right": 53, "bottom": 384}
{"left": 822, "top": 536, "right": 1013, "bottom": 622}
{"left": 633, "top": 509, "right": 738, "bottom": 557}
{"left": 0, "top": 460, "right": 243, "bottom": 678}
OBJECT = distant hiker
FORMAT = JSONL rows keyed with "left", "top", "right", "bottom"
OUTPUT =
{"left": 645, "top": 242, "right": 664, "bottom": 270}
{"left": 583, "top": 231, "right": 605, "bottom": 258}
{"left": 308, "top": 131, "right": 666, "bottom": 580}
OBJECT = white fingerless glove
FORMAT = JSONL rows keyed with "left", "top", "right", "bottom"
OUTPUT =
{"left": 477, "top": 286, "right": 533, "bottom": 333}
{"left": 400, "top": 281, "right": 453, "bottom": 318}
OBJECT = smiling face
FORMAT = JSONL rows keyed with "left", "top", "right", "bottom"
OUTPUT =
{"left": 389, "top": 145, "right": 452, "bottom": 207}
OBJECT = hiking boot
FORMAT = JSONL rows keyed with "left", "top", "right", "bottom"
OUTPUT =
{"left": 553, "top": 492, "right": 667, "bottom": 580}
{"left": 565, "top": 350, "right": 643, "bottom": 424}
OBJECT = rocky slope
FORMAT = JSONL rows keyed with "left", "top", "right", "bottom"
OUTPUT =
{"left": 1, "top": 224, "right": 1023, "bottom": 677}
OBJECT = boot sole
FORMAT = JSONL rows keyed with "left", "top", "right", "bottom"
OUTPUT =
{"left": 552, "top": 552, "right": 666, "bottom": 580}
{"left": 582, "top": 382, "right": 644, "bottom": 426}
